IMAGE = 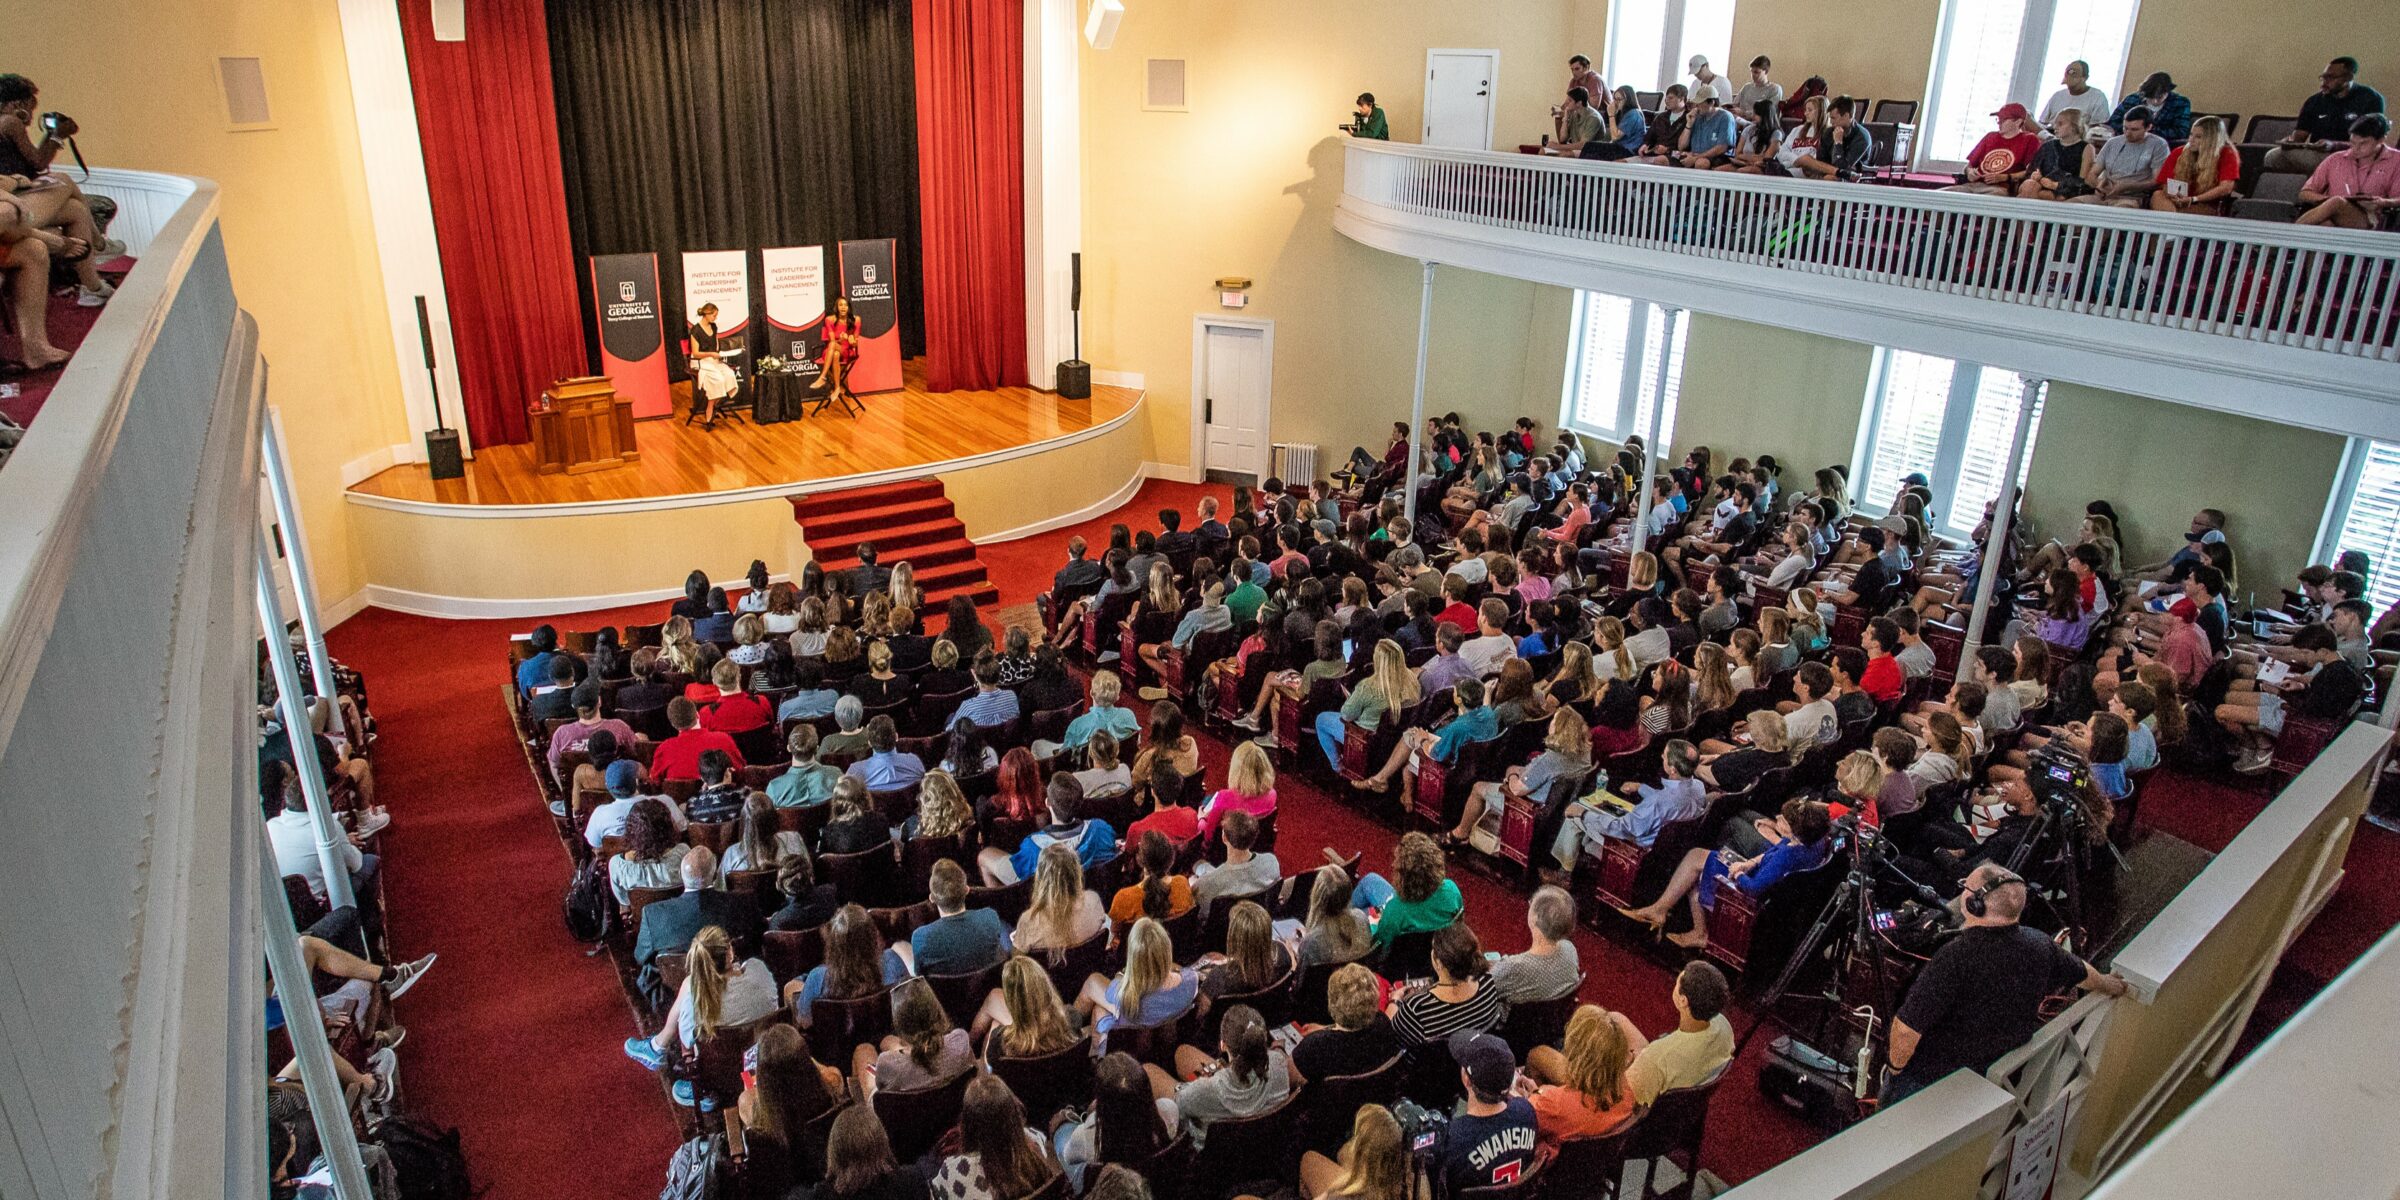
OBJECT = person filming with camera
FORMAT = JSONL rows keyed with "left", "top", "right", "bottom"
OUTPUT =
{"left": 0, "top": 74, "right": 122, "bottom": 309}
{"left": 1882, "top": 864, "right": 2129, "bottom": 1106}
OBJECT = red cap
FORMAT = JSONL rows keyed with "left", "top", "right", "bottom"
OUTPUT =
{"left": 1992, "top": 102, "right": 2031, "bottom": 121}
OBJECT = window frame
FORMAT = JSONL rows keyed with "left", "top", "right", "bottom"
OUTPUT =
{"left": 1917, "top": 0, "right": 2144, "bottom": 170}
{"left": 1849, "top": 349, "right": 2043, "bottom": 540}
{"left": 2316, "top": 437, "right": 2400, "bottom": 612}
{"left": 1603, "top": 0, "right": 1735, "bottom": 96}
{"left": 1558, "top": 291, "right": 1685, "bottom": 450}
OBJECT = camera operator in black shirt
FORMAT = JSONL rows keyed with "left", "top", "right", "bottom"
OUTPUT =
{"left": 1883, "top": 864, "right": 2129, "bottom": 1106}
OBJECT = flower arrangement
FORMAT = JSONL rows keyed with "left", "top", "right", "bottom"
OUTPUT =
{"left": 757, "top": 355, "right": 785, "bottom": 373}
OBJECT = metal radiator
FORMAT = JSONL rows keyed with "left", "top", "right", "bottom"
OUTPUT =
{"left": 1271, "top": 442, "right": 1320, "bottom": 483}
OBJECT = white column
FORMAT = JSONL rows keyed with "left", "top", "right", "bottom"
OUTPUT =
{"left": 258, "top": 823, "right": 373, "bottom": 1200}
{"left": 1023, "top": 0, "right": 1082, "bottom": 390}
{"left": 1963, "top": 376, "right": 2044, "bottom": 656}
{"left": 257, "top": 526, "right": 355, "bottom": 911}
{"left": 262, "top": 410, "right": 335, "bottom": 697}
{"left": 334, "top": 0, "right": 469, "bottom": 457}
{"left": 1633, "top": 306, "right": 1681, "bottom": 545}
{"left": 1403, "top": 261, "right": 1437, "bottom": 529}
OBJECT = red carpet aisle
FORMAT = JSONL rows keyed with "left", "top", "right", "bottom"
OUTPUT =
{"left": 328, "top": 602, "right": 680, "bottom": 1200}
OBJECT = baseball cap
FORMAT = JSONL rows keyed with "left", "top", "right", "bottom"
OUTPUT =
{"left": 1688, "top": 54, "right": 1709, "bottom": 71}
{"left": 1992, "top": 102, "right": 2031, "bottom": 120}
{"left": 606, "top": 759, "right": 641, "bottom": 797}
{"left": 1690, "top": 83, "right": 1719, "bottom": 104}
{"left": 1313, "top": 518, "right": 1338, "bottom": 539}
{"left": 1449, "top": 1031, "right": 1517, "bottom": 1097}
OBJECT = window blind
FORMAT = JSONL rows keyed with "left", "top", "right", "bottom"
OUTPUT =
{"left": 2335, "top": 441, "right": 2400, "bottom": 611}
{"left": 1861, "top": 351, "right": 1955, "bottom": 510}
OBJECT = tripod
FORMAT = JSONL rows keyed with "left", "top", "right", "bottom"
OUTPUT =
{"left": 1999, "top": 790, "right": 2120, "bottom": 952}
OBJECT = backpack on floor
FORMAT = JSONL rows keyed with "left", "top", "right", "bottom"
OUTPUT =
{"left": 660, "top": 1133, "right": 730, "bottom": 1200}
{"left": 374, "top": 1112, "right": 474, "bottom": 1200}
{"left": 563, "top": 857, "right": 615, "bottom": 943}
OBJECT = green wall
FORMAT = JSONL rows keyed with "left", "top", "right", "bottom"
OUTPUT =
{"left": 1669, "top": 315, "right": 1875, "bottom": 495}
{"left": 2018, "top": 384, "right": 2345, "bottom": 601}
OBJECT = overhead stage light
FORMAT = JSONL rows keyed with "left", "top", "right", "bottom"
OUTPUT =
{"left": 1085, "top": 0, "right": 1123, "bottom": 50}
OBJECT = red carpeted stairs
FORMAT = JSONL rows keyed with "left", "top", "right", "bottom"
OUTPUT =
{"left": 793, "top": 479, "right": 999, "bottom": 610}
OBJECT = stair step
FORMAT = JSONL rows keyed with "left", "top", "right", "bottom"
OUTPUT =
{"left": 792, "top": 479, "right": 945, "bottom": 520}
{"left": 815, "top": 539, "right": 981, "bottom": 576}
{"left": 808, "top": 516, "right": 968, "bottom": 559}
{"left": 800, "top": 498, "right": 958, "bottom": 541}
{"left": 925, "top": 579, "right": 999, "bottom": 609}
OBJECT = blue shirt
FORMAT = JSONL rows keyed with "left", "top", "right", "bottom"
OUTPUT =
{"left": 1430, "top": 706, "right": 1500, "bottom": 763}
{"left": 792, "top": 948, "right": 910, "bottom": 1021}
{"left": 1100, "top": 968, "right": 1199, "bottom": 1034}
{"left": 1582, "top": 776, "right": 1707, "bottom": 847}
{"left": 909, "top": 909, "right": 1014, "bottom": 977}
{"left": 1614, "top": 107, "right": 1647, "bottom": 152}
{"left": 515, "top": 650, "right": 559, "bottom": 693}
{"left": 1687, "top": 109, "right": 1736, "bottom": 154}
{"left": 2124, "top": 722, "right": 2159, "bottom": 773}
{"left": 1010, "top": 820, "right": 1119, "bottom": 880}
{"left": 2090, "top": 761, "right": 2131, "bottom": 802}
{"left": 766, "top": 762, "right": 841, "bottom": 808}
{"left": 1063, "top": 704, "right": 1141, "bottom": 749}
{"left": 846, "top": 751, "right": 926, "bottom": 790}
{"left": 951, "top": 688, "right": 1022, "bottom": 730}
{"left": 777, "top": 689, "right": 841, "bottom": 722}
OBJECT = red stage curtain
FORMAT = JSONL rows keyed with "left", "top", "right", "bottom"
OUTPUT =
{"left": 398, "top": 0, "right": 586, "bottom": 447}
{"left": 912, "top": 0, "right": 1028, "bottom": 393}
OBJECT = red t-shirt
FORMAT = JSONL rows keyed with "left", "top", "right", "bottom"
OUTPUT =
{"left": 2157, "top": 144, "right": 2241, "bottom": 190}
{"left": 1128, "top": 805, "right": 1201, "bottom": 847}
{"left": 702, "top": 692, "right": 772, "bottom": 734}
{"left": 1859, "top": 654, "right": 1904, "bottom": 703}
{"left": 651, "top": 729, "right": 744, "bottom": 780}
{"left": 1966, "top": 130, "right": 2041, "bottom": 178}
{"left": 1436, "top": 602, "right": 1480, "bottom": 633}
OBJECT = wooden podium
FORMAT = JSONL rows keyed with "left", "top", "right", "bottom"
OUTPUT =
{"left": 530, "top": 376, "right": 639, "bottom": 475}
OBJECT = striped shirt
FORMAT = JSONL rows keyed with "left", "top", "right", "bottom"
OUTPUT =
{"left": 1487, "top": 943, "right": 1581, "bottom": 1004}
{"left": 1393, "top": 980, "right": 1508, "bottom": 1045}
{"left": 950, "top": 687, "right": 1021, "bottom": 730}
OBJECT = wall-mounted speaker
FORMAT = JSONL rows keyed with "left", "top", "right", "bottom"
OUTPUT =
{"left": 1084, "top": 0, "right": 1123, "bottom": 50}
{"left": 431, "top": 0, "right": 465, "bottom": 41}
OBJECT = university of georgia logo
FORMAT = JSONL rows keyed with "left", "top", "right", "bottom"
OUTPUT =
{"left": 862, "top": 264, "right": 878, "bottom": 285}
{"left": 618, "top": 281, "right": 637, "bottom": 301}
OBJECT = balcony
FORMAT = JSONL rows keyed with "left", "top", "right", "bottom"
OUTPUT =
{"left": 1335, "top": 141, "right": 2400, "bottom": 439}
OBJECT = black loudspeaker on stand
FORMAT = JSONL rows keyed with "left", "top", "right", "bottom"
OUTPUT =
{"left": 416, "top": 295, "right": 465, "bottom": 480}
{"left": 1056, "top": 252, "right": 1091, "bottom": 400}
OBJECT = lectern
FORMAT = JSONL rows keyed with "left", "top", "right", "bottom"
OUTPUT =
{"left": 530, "top": 376, "right": 639, "bottom": 475}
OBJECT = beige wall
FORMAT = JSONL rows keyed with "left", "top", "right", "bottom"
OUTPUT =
{"left": 4, "top": 1, "right": 412, "bottom": 605}
{"left": 1670, "top": 314, "right": 1871, "bottom": 494}
{"left": 349, "top": 498, "right": 806, "bottom": 613}
{"left": 2019, "top": 385, "right": 2346, "bottom": 599}
{"left": 1078, "top": 0, "right": 1586, "bottom": 476}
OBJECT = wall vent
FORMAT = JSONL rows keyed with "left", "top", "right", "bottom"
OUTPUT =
{"left": 218, "top": 57, "right": 274, "bottom": 130}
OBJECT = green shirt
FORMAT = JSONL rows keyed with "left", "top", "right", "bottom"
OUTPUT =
{"left": 1353, "top": 106, "right": 1390, "bottom": 140}
{"left": 1373, "top": 878, "right": 1463, "bottom": 947}
{"left": 765, "top": 761, "right": 840, "bottom": 808}
{"left": 1227, "top": 580, "right": 1267, "bottom": 625}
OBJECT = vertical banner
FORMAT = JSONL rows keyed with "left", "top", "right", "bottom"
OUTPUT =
{"left": 680, "top": 249, "right": 753, "bottom": 380}
{"left": 839, "top": 238, "right": 903, "bottom": 394}
{"left": 760, "top": 245, "right": 828, "bottom": 383}
{"left": 589, "top": 253, "right": 671, "bottom": 419}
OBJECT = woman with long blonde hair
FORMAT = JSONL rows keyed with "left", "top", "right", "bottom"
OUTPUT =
{"left": 1522, "top": 1005, "right": 1636, "bottom": 1143}
{"left": 1201, "top": 739, "right": 1279, "bottom": 842}
{"left": 1300, "top": 1104, "right": 1410, "bottom": 1200}
{"left": 1014, "top": 841, "right": 1107, "bottom": 952}
{"left": 1542, "top": 640, "right": 1604, "bottom": 708}
{"left": 905, "top": 769, "right": 974, "bottom": 841}
{"left": 1592, "top": 616, "right": 1638, "bottom": 683}
{"left": 1626, "top": 550, "right": 1661, "bottom": 596}
{"left": 974, "top": 954, "right": 1081, "bottom": 1058}
{"left": 1076, "top": 916, "right": 1194, "bottom": 1037}
{"left": 888, "top": 561, "right": 921, "bottom": 613}
{"left": 2152, "top": 115, "right": 2239, "bottom": 216}
{"left": 1450, "top": 707, "right": 1593, "bottom": 845}
{"left": 1139, "top": 561, "right": 1180, "bottom": 620}
{"left": 1692, "top": 642, "right": 1739, "bottom": 713}
{"left": 1788, "top": 587, "right": 1828, "bottom": 651}
{"left": 1202, "top": 901, "right": 1291, "bottom": 1003}
{"left": 1318, "top": 639, "right": 1420, "bottom": 773}
{"left": 624, "top": 925, "right": 778, "bottom": 1071}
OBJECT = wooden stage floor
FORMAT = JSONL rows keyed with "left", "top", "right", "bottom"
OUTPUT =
{"left": 349, "top": 360, "right": 1140, "bottom": 507}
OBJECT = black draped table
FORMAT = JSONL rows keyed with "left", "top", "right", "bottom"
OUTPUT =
{"left": 753, "top": 371, "right": 808, "bottom": 424}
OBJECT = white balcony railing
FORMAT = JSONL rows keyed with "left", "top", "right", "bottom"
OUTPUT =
{"left": 0, "top": 171, "right": 265, "bottom": 1200}
{"left": 1336, "top": 141, "right": 2400, "bottom": 438}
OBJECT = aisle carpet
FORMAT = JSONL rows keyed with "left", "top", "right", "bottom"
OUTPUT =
{"left": 325, "top": 473, "right": 2400, "bottom": 1197}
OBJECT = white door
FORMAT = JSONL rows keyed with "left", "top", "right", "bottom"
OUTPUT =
{"left": 1201, "top": 324, "right": 1270, "bottom": 481}
{"left": 1424, "top": 49, "right": 1499, "bottom": 150}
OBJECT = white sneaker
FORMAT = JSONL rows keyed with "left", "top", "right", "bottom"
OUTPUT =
{"left": 1228, "top": 713, "right": 1260, "bottom": 732}
{"left": 383, "top": 953, "right": 438, "bottom": 999}
{"left": 76, "top": 284, "right": 113, "bottom": 308}
{"left": 94, "top": 236, "right": 127, "bottom": 260}
{"left": 351, "top": 808, "right": 392, "bottom": 839}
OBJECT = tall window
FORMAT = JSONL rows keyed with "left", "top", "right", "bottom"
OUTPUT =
{"left": 1561, "top": 292, "right": 1686, "bottom": 449}
{"left": 1853, "top": 350, "right": 2043, "bottom": 539}
{"left": 1920, "top": 0, "right": 2142, "bottom": 165}
{"left": 1603, "top": 0, "right": 1735, "bottom": 94}
{"left": 2325, "top": 441, "right": 2400, "bottom": 610}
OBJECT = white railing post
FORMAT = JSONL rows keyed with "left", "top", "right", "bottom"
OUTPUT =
{"left": 262, "top": 409, "right": 337, "bottom": 698}
{"left": 257, "top": 525, "right": 355, "bottom": 911}
{"left": 1963, "top": 376, "right": 2044, "bottom": 658}
{"left": 258, "top": 822, "right": 374, "bottom": 1200}
{"left": 1403, "top": 259, "right": 1436, "bottom": 530}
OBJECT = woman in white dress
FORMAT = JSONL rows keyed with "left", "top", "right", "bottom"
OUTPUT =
{"left": 690, "top": 303, "right": 740, "bottom": 428}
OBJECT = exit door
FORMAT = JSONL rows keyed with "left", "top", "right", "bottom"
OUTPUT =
{"left": 1424, "top": 49, "right": 1500, "bottom": 150}
{"left": 1198, "top": 321, "right": 1271, "bottom": 483}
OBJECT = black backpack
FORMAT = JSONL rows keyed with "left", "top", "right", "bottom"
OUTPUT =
{"left": 660, "top": 1133, "right": 729, "bottom": 1200}
{"left": 564, "top": 857, "right": 616, "bottom": 943}
{"left": 376, "top": 1113, "right": 474, "bottom": 1200}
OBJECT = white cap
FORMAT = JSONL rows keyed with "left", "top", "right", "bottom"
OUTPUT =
{"left": 1688, "top": 54, "right": 1710, "bottom": 71}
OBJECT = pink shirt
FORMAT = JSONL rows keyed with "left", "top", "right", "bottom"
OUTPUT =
{"left": 2306, "top": 143, "right": 2400, "bottom": 200}
{"left": 1198, "top": 787, "right": 1277, "bottom": 840}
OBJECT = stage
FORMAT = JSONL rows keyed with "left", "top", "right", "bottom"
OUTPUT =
{"left": 348, "top": 359, "right": 1142, "bottom": 510}
{"left": 341, "top": 359, "right": 1151, "bottom": 619}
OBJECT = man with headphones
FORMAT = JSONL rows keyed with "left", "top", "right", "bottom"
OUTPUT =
{"left": 1883, "top": 864, "right": 2130, "bottom": 1105}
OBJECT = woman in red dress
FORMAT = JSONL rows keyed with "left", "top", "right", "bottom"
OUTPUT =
{"left": 813, "top": 296, "right": 862, "bottom": 411}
